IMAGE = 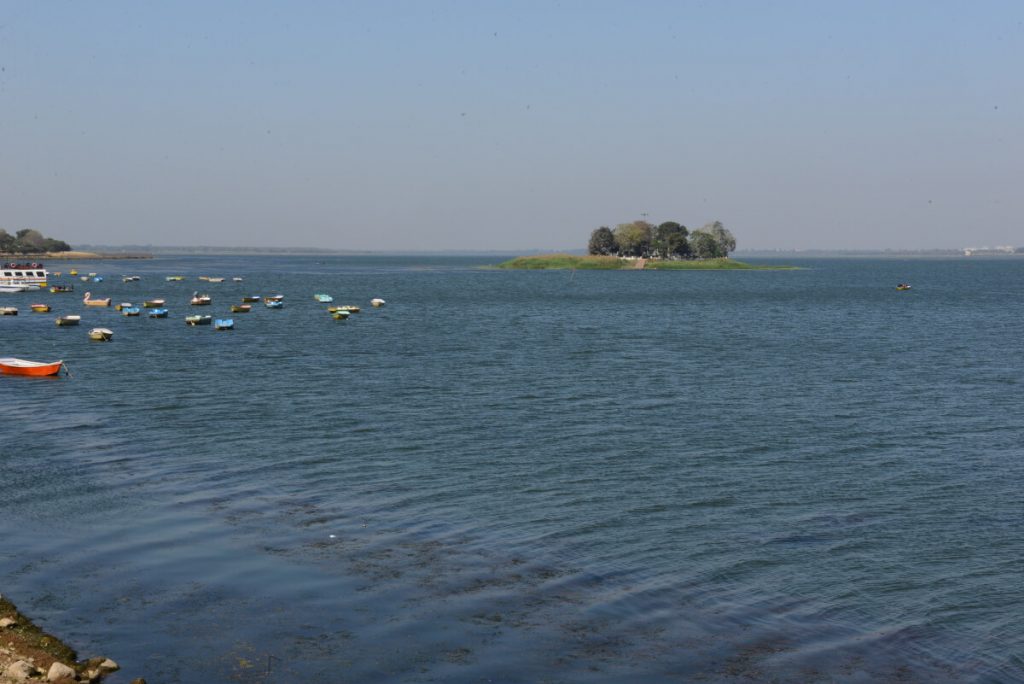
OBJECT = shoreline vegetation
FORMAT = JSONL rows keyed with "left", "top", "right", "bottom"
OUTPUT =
{"left": 495, "top": 254, "right": 797, "bottom": 270}
{"left": 0, "top": 594, "right": 127, "bottom": 683}
{"left": 0, "top": 251, "right": 152, "bottom": 261}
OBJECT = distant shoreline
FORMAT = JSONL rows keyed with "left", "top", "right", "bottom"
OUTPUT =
{"left": 0, "top": 251, "right": 152, "bottom": 260}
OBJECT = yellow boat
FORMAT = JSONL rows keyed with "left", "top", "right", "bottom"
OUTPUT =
{"left": 30, "top": 304, "right": 51, "bottom": 313}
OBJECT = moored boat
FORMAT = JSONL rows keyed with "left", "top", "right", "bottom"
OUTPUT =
{"left": 232, "top": 277, "right": 244, "bottom": 282}
{"left": 332, "top": 310, "right": 350, "bottom": 320}
{"left": 214, "top": 318, "right": 234, "bottom": 330}
{"left": 88, "top": 327, "right": 114, "bottom": 341}
{"left": 114, "top": 302, "right": 133, "bottom": 311}
{"left": 56, "top": 315, "right": 81, "bottom": 326}
{"left": 165, "top": 275, "right": 184, "bottom": 282}
{"left": 0, "top": 306, "right": 18, "bottom": 316}
{"left": 69, "top": 269, "right": 78, "bottom": 276}
{"left": 207, "top": 277, "right": 225, "bottom": 283}
{"left": 896, "top": 283, "right": 912, "bottom": 291}
{"left": 123, "top": 307, "right": 141, "bottom": 316}
{"left": 0, "top": 283, "right": 34, "bottom": 293}
{"left": 337, "top": 305, "right": 360, "bottom": 314}
{"left": 229, "top": 304, "right": 251, "bottom": 313}
{"left": 143, "top": 299, "right": 165, "bottom": 308}
{"left": 122, "top": 275, "right": 141, "bottom": 282}
{"left": 190, "top": 292, "right": 212, "bottom": 306}
{"left": 265, "top": 299, "right": 284, "bottom": 309}
{"left": 30, "top": 303, "right": 51, "bottom": 313}
{"left": 185, "top": 314, "right": 212, "bottom": 326}
{"left": 1, "top": 261, "right": 49, "bottom": 288}
{"left": 50, "top": 285, "right": 74, "bottom": 293}
{"left": 242, "top": 295, "right": 260, "bottom": 303}
{"left": 0, "top": 357, "right": 64, "bottom": 377}
{"left": 148, "top": 308, "right": 169, "bottom": 318}
{"left": 83, "top": 292, "right": 111, "bottom": 307}
{"left": 314, "top": 293, "right": 334, "bottom": 303}
{"left": 371, "top": 298, "right": 386, "bottom": 307}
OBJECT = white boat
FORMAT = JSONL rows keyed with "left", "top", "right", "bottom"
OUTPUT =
{"left": 1, "top": 261, "right": 48, "bottom": 288}
{"left": 88, "top": 327, "right": 114, "bottom": 341}
{"left": 371, "top": 298, "right": 386, "bottom": 307}
{"left": 56, "top": 314, "right": 81, "bottom": 326}
{"left": 0, "top": 283, "right": 34, "bottom": 293}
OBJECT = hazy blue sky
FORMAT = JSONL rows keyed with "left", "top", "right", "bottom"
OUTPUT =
{"left": 2, "top": 1, "right": 1022, "bottom": 251}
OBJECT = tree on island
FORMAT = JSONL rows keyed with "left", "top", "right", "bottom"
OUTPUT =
{"left": 689, "top": 221, "right": 736, "bottom": 259}
{"left": 653, "top": 221, "right": 689, "bottom": 259}
{"left": 588, "top": 226, "right": 618, "bottom": 255}
{"left": 0, "top": 228, "right": 72, "bottom": 254}
{"left": 613, "top": 221, "right": 654, "bottom": 257}
{"left": 589, "top": 218, "right": 733, "bottom": 259}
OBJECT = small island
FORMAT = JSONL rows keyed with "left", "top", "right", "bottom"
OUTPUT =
{"left": 0, "top": 228, "right": 137, "bottom": 259}
{"left": 497, "top": 219, "right": 794, "bottom": 270}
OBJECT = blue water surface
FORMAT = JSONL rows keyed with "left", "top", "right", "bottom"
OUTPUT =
{"left": 1, "top": 255, "right": 1021, "bottom": 683}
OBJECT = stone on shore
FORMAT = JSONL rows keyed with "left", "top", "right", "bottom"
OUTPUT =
{"left": 46, "top": 661, "right": 76, "bottom": 682}
{"left": 4, "top": 660, "right": 37, "bottom": 681}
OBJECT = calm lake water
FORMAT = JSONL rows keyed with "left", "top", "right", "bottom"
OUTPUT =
{"left": 1, "top": 255, "right": 1022, "bottom": 683}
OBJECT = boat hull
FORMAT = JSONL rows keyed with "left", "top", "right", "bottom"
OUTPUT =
{"left": 0, "top": 359, "right": 63, "bottom": 376}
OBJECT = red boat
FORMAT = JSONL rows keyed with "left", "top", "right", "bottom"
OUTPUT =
{"left": 0, "top": 358, "right": 64, "bottom": 377}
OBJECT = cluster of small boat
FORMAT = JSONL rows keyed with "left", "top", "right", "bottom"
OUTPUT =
{"left": 2, "top": 264, "right": 390, "bottom": 374}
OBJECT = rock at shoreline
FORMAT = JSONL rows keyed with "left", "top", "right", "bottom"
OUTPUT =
{"left": 3, "top": 660, "right": 37, "bottom": 681}
{"left": 0, "top": 595, "right": 128, "bottom": 684}
{"left": 46, "top": 661, "right": 75, "bottom": 682}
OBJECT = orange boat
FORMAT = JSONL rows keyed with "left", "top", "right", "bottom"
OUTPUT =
{"left": 0, "top": 358, "right": 64, "bottom": 377}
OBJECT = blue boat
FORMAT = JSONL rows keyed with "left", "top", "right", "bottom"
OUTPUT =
{"left": 214, "top": 318, "right": 234, "bottom": 330}
{"left": 314, "top": 293, "right": 333, "bottom": 303}
{"left": 265, "top": 300, "right": 283, "bottom": 309}
{"left": 148, "top": 308, "right": 169, "bottom": 318}
{"left": 123, "top": 307, "right": 141, "bottom": 316}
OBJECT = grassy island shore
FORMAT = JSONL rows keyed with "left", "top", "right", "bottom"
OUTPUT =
{"left": 0, "top": 595, "right": 124, "bottom": 683}
{"left": 495, "top": 254, "right": 796, "bottom": 270}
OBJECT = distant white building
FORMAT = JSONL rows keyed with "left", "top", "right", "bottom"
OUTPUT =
{"left": 963, "top": 246, "right": 1017, "bottom": 256}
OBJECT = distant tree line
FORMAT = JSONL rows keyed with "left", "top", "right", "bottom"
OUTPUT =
{"left": 0, "top": 228, "right": 72, "bottom": 254}
{"left": 588, "top": 220, "right": 736, "bottom": 259}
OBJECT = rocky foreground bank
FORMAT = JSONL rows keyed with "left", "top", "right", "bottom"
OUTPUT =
{"left": 0, "top": 595, "right": 141, "bottom": 684}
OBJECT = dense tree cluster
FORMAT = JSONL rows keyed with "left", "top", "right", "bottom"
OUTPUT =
{"left": 588, "top": 220, "right": 736, "bottom": 259}
{"left": 0, "top": 228, "right": 71, "bottom": 254}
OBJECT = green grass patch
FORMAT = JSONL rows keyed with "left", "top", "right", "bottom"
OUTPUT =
{"left": 644, "top": 258, "right": 798, "bottom": 270}
{"left": 495, "top": 254, "right": 626, "bottom": 269}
